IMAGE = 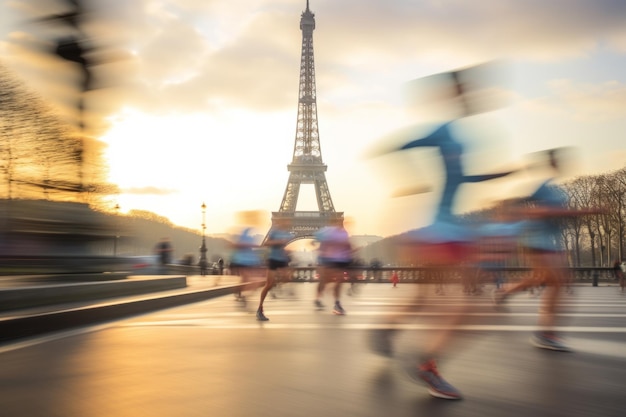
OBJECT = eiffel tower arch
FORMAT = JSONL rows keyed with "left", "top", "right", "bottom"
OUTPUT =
{"left": 264, "top": 1, "right": 343, "bottom": 244}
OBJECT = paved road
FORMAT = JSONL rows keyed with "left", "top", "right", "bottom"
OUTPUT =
{"left": 1, "top": 282, "right": 625, "bottom": 417}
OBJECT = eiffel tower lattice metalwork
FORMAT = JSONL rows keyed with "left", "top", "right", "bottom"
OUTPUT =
{"left": 264, "top": 1, "right": 343, "bottom": 244}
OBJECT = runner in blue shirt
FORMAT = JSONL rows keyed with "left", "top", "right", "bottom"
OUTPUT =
{"left": 256, "top": 217, "right": 293, "bottom": 321}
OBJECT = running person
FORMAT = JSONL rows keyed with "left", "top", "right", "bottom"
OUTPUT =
{"left": 313, "top": 222, "right": 353, "bottom": 315}
{"left": 256, "top": 217, "right": 293, "bottom": 321}
{"left": 367, "top": 63, "right": 516, "bottom": 400}
{"left": 229, "top": 211, "right": 263, "bottom": 304}
{"left": 493, "top": 148, "right": 603, "bottom": 351}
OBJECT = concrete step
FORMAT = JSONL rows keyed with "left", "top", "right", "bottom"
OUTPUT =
{"left": 0, "top": 275, "right": 188, "bottom": 312}
{"left": 0, "top": 275, "right": 255, "bottom": 344}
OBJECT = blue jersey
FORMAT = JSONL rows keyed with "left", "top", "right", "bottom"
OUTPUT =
{"left": 522, "top": 180, "right": 567, "bottom": 251}
{"left": 231, "top": 228, "right": 261, "bottom": 266}
{"left": 267, "top": 229, "right": 292, "bottom": 262}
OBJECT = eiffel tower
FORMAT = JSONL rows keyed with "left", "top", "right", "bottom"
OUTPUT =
{"left": 264, "top": 0, "right": 343, "bottom": 244}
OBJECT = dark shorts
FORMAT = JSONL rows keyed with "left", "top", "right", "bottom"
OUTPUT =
{"left": 229, "top": 263, "right": 256, "bottom": 274}
{"left": 319, "top": 260, "right": 352, "bottom": 270}
{"left": 268, "top": 259, "right": 289, "bottom": 270}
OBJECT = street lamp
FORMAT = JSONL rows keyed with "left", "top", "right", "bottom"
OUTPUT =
{"left": 113, "top": 203, "right": 120, "bottom": 257}
{"left": 199, "top": 202, "right": 208, "bottom": 276}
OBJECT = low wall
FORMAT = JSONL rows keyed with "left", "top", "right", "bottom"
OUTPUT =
{"left": 0, "top": 275, "right": 187, "bottom": 312}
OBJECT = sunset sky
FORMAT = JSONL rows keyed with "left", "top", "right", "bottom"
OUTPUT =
{"left": 1, "top": 0, "right": 625, "bottom": 238}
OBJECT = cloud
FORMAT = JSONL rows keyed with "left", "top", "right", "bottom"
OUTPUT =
{"left": 315, "top": 0, "right": 626, "bottom": 64}
{"left": 534, "top": 79, "right": 626, "bottom": 122}
{"left": 122, "top": 7, "right": 301, "bottom": 112}
{"left": 130, "top": 0, "right": 626, "bottom": 114}
{"left": 3, "top": 1, "right": 626, "bottom": 135}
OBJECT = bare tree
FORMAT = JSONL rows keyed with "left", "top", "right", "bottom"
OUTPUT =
{"left": 610, "top": 168, "right": 626, "bottom": 261}
{"left": 594, "top": 173, "right": 621, "bottom": 265}
{"left": 565, "top": 176, "right": 602, "bottom": 266}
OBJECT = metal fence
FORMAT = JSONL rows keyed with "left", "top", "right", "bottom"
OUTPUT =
{"left": 288, "top": 266, "right": 618, "bottom": 286}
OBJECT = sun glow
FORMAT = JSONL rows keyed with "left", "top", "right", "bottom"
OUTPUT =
{"left": 100, "top": 108, "right": 295, "bottom": 233}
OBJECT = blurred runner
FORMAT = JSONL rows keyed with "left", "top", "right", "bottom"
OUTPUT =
{"left": 313, "top": 222, "right": 354, "bottom": 315}
{"left": 229, "top": 210, "right": 264, "bottom": 305}
{"left": 493, "top": 148, "right": 603, "bottom": 351}
{"left": 367, "top": 63, "right": 516, "bottom": 400}
{"left": 256, "top": 217, "right": 293, "bottom": 321}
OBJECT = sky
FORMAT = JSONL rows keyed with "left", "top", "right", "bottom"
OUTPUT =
{"left": 1, "top": 0, "right": 626, "bottom": 238}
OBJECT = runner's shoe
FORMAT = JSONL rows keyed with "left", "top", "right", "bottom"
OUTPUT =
{"left": 332, "top": 301, "right": 346, "bottom": 315}
{"left": 256, "top": 309, "right": 269, "bottom": 321}
{"left": 530, "top": 332, "right": 571, "bottom": 352}
{"left": 406, "top": 359, "right": 462, "bottom": 400}
{"left": 367, "top": 328, "right": 397, "bottom": 358}
{"left": 314, "top": 300, "right": 325, "bottom": 310}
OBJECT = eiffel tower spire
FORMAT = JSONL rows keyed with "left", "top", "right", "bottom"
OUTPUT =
{"left": 264, "top": 1, "right": 343, "bottom": 244}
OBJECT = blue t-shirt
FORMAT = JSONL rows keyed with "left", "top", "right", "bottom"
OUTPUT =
{"left": 267, "top": 229, "right": 292, "bottom": 262}
{"left": 522, "top": 180, "right": 567, "bottom": 251}
{"left": 231, "top": 228, "right": 261, "bottom": 266}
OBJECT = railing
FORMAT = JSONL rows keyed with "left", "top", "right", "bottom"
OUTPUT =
{"left": 4, "top": 257, "right": 615, "bottom": 286}
{"left": 160, "top": 264, "right": 620, "bottom": 286}
{"left": 288, "top": 266, "right": 618, "bottom": 286}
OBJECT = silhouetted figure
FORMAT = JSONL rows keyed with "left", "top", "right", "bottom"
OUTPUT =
{"left": 155, "top": 237, "right": 173, "bottom": 273}
{"left": 198, "top": 257, "right": 208, "bottom": 276}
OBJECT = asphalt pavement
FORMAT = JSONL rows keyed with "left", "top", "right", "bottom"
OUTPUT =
{"left": 0, "top": 282, "right": 625, "bottom": 417}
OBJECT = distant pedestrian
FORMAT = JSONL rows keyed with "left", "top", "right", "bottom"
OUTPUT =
{"left": 217, "top": 258, "right": 224, "bottom": 275}
{"left": 391, "top": 270, "right": 399, "bottom": 287}
{"left": 155, "top": 237, "right": 173, "bottom": 272}
{"left": 198, "top": 256, "right": 208, "bottom": 276}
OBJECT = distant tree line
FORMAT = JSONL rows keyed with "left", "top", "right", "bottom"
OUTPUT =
{"left": 559, "top": 167, "right": 626, "bottom": 267}
{"left": 112, "top": 209, "right": 231, "bottom": 264}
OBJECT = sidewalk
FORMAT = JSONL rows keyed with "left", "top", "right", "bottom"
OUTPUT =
{"left": 0, "top": 274, "right": 254, "bottom": 344}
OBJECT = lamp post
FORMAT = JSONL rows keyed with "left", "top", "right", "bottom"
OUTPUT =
{"left": 199, "top": 202, "right": 208, "bottom": 276}
{"left": 113, "top": 203, "right": 120, "bottom": 257}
